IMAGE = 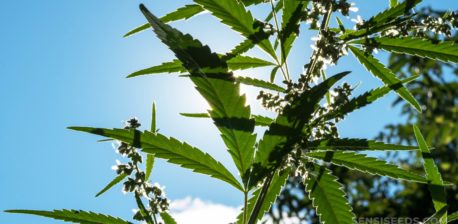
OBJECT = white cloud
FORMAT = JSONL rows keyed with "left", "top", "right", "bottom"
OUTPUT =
{"left": 168, "top": 197, "right": 240, "bottom": 224}
{"left": 167, "top": 197, "right": 305, "bottom": 224}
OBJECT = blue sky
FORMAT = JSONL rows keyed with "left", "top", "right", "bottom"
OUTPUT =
{"left": 0, "top": 0, "right": 455, "bottom": 223}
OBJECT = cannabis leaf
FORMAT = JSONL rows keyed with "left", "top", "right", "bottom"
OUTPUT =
{"left": 139, "top": 4, "right": 257, "bottom": 185}
{"left": 304, "top": 164, "right": 355, "bottom": 224}
{"left": 305, "top": 138, "right": 417, "bottom": 151}
{"left": 305, "top": 151, "right": 428, "bottom": 183}
{"left": 349, "top": 46, "right": 421, "bottom": 112}
{"left": 95, "top": 173, "right": 128, "bottom": 197}
{"left": 355, "top": 37, "right": 458, "bottom": 63}
{"left": 193, "top": 0, "right": 276, "bottom": 59}
{"left": 317, "top": 75, "right": 419, "bottom": 122}
{"left": 238, "top": 168, "right": 290, "bottom": 224}
{"left": 414, "top": 125, "right": 447, "bottom": 224}
{"left": 5, "top": 210, "right": 132, "bottom": 224}
{"left": 69, "top": 127, "right": 244, "bottom": 191}
{"left": 124, "top": 4, "right": 204, "bottom": 38}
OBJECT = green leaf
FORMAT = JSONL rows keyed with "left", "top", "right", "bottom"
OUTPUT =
{"left": 128, "top": 55, "right": 274, "bottom": 78}
{"left": 414, "top": 125, "right": 447, "bottom": 224}
{"left": 340, "top": 0, "right": 421, "bottom": 40}
{"left": 236, "top": 76, "right": 285, "bottom": 92}
{"left": 236, "top": 168, "right": 290, "bottom": 224}
{"left": 251, "top": 115, "right": 274, "bottom": 127}
{"left": 124, "top": 4, "right": 205, "bottom": 38}
{"left": 5, "top": 209, "right": 131, "bottom": 224}
{"left": 69, "top": 127, "right": 244, "bottom": 191}
{"left": 303, "top": 164, "right": 355, "bottom": 224}
{"left": 180, "top": 112, "right": 273, "bottom": 127}
{"left": 193, "top": 0, "right": 276, "bottom": 59}
{"left": 321, "top": 70, "right": 331, "bottom": 105}
{"left": 371, "top": 0, "right": 420, "bottom": 24}
{"left": 449, "top": 211, "right": 458, "bottom": 223}
{"left": 305, "top": 151, "right": 429, "bottom": 183}
{"left": 424, "top": 207, "right": 448, "bottom": 224}
{"left": 354, "top": 37, "right": 458, "bottom": 63}
{"left": 134, "top": 192, "right": 154, "bottom": 224}
{"left": 160, "top": 212, "right": 177, "bottom": 224}
{"left": 139, "top": 5, "right": 257, "bottom": 184}
{"left": 146, "top": 103, "right": 157, "bottom": 181}
{"left": 390, "top": 0, "right": 399, "bottom": 7}
{"left": 349, "top": 46, "right": 421, "bottom": 112}
{"left": 226, "top": 55, "right": 275, "bottom": 70}
{"left": 269, "top": 66, "right": 280, "bottom": 83}
{"left": 250, "top": 72, "right": 349, "bottom": 187}
{"left": 280, "top": 0, "right": 307, "bottom": 61}
{"left": 305, "top": 138, "right": 417, "bottom": 151}
{"left": 318, "top": 75, "right": 419, "bottom": 122}
{"left": 95, "top": 173, "right": 128, "bottom": 197}
{"left": 180, "top": 112, "right": 210, "bottom": 118}
{"left": 127, "top": 60, "right": 185, "bottom": 78}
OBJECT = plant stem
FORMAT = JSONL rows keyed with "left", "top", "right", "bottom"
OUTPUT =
{"left": 243, "top": 191, "right": 249, "bottom": 224}
{"left": 270, "top": 0, "right": 291, "bottom": 81}
{"left": 304, "top": 2, "right": 333, "bottom": 82}
{"left": 247, "top": 171, "right": 274, "bottom": 224}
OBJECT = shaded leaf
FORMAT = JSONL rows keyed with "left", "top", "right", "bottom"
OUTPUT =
{"left": 349, "top": 46, "right": 421, "bottom": 112}
{"left": 95, "top": 173, "right": 128, "bottom": 197}
{"left": 304, "top": 164, "right": 355, "bottom": 224}
{"left": 318, "top": 75, "right": 419, "bottom": 122}
{"left": 305, "top": 151, "right": 428, "bottom": 183}
{"left": 5, "top": 209, "right": 131, "bottom": 224}
{"left": 250, "top": 72, "right": 349, "bottom": 188}
{"left": 449, "top": 211, "right": 458, "bottom": 223}
{"left": 193, "top": 0, "right": 276, "bottom": 58}
{"left": 354, "top": 37, "right": 458, "bottom": 63}
{"left": 69, "top": 127, "right": 243, "bottom": 191}
{"left": 237, "top": 168, "right": 290, "bottom": 224}
{"left": 280, "top": 0, "right": 307, "bottom": 61}
{"left": 128, "top": 55, "right": 274, "bottom": 78}
{"left": 140, "top": 5, "right": 257, "bottom": 184}
{"left": 180, "top": 112, "right": 273, "bottom": 127}
{"left": 414, "top": 125, "right": 447, "bottom": 224}
{"left": 340, "top": 0, "right": 421, "bottom": 40}
{"left": 305, "top": 138, "right": 417, "bottom": 151}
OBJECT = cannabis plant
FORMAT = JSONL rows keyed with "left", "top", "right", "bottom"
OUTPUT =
{"left": 6, "top": 0, "right": 458, "bottom": 223}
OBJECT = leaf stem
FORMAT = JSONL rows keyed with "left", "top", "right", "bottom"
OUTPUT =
{"left": 243, "top": 191, "right": 249, "bottom": 224}
{"left": 270, "top": 0, "right": 291, "bottom": 81}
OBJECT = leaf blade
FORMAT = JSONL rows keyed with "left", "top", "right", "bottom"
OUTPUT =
{"left": 193, "top": 0, "right": 276, "bottom": 58}
{"left": 305, "top": 151, "right": 428, "bottom": 183}
{"left": 304, "top": 164, "right": 355, "bottom": 224}
{"left": 414, "top": 125, "right": 447, "bottom": 224}
{"left": 349, "top": 46, "right": 421, "bottom": 112}
{"left": 95, "top": 173, "right": 128, "bottom": 197}
{"left": 70, "top": 127, "right": 243, "bottom": 191}
{"left": 305, "top": 138, "right": 417, "bottom": 151}
{"left": 139, "top": 5, "right": 257, "bottom": 184}
{"left": 5, "top": 209, "right": 131, "bottom": 224}
{"left": 355, "top": 37, "right": 458, "bottom": 63}
{"left": 124, "top": 4, "right": 205, "bottom": 38}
